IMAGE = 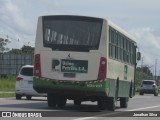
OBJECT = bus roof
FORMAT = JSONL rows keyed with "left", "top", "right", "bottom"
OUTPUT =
{"left": 39, "top": 15, "right": 137, "bottom": 45}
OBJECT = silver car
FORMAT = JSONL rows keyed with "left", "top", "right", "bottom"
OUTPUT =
{"left": 139, "top": 80, "right": 158, "bottom": 96}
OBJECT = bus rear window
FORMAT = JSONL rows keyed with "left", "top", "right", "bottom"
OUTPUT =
{"left": 43, "top": 16, "right": 102, "bottom": 52}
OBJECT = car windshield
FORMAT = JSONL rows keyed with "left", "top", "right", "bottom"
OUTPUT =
{"left": 20, "top": 67, "right": 33, "bottom": 76}
{"left": 142, "top": 81, "right": 154, "bottom": 85}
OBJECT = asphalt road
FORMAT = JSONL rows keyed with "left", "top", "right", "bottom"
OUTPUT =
{"left": 0, "top": 95, "right": 160, "bottom": 120}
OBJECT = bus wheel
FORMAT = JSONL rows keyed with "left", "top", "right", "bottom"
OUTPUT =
{"left": 107, "top": 78, "right": 119, "bottom": 111}
{"left": 120, "top": 97, "right": 128, "bottom": 108}
{"left": 107, "top": 97, "right": 116, "bottom": 111}
{"left": 74, "top": 100, "right": 81, "bottom": 106}
{"left": 57, "top": 96, "right": 67, "bottom": 108}
{"left": 97, "top": 97, "right": 107, "bottom": 110}
{"left": 47, "top": 93, "right": 57, "bottom": 107}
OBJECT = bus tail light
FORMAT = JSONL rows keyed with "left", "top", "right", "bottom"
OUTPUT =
{"left": 34, "top": 54, "right": 41, "bottom": 77}
{"left": 97, "top": 57, "right": 107, "bottom": 80}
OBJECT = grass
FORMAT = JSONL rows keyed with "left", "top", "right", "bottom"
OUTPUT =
{"left": 0, "top": 76, "right": 16, "bottom": 98}
{"left": 0, "top": 93, "right": 15, "bottom": 98}
{"left": 0, "top": 76, "right": 16, "bottom": 91}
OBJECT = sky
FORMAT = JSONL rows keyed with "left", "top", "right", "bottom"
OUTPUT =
{"left": 0, "top": 0, "right": 160, "bottom": 74}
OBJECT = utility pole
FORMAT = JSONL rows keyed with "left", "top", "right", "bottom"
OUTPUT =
{"left": 141, "top": 57, "right": 144, "bottom": 68}
{"left": 155, "top": 59, "right": 157, "bottom": 80}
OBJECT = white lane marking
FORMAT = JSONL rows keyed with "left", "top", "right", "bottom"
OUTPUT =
{"left": 127, "top": 105, "right": 160, "bottom": 111}
{"left": 73, "top": 111, "right": 122, "bottom": 120}
{"left": 73, "top": 117, "right": 97, "bottom": 120}
{"left": 73, "top": 105, "right": 160, "bottom": 120}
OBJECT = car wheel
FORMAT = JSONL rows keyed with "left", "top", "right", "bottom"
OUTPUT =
{"left": 154, "top": 92, "right": 158, "bottom": 96}
{"left": 139, "top": 92, "right": 144, "bottom": 95}
{"left": 16, "top": 94, "right": 22, "bottom": 100}
{"left": 26, "top": 95, "right": 32, "bottom": 100}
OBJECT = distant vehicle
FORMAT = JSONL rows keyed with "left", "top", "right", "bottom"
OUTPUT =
{"left": 139, "top": 80, "right": 158, "bottom": 96}
{"left": 33, "top": 15, "right": 141, "bottom": 111}
{"left": 16, "top": 65, "right": 46, "bottom": 100}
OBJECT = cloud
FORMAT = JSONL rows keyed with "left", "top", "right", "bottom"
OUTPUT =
{"left": 129, "top": 27, "right": 160, "bottom": 66}
{"left": 0, "top": 0, "right": 35, "bottom": 49}
{"left": 129, "top": 27, "right": 160, "bottom": 49}
{"left": 0, "top": 0, "right": 34, "bottom": 35}
{"left": 0, "top": 0, "right": 159, "bottom": 61}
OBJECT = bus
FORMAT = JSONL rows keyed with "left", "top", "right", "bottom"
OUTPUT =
{"left": 33, "top": 15, "right": 141, "bottom": 111}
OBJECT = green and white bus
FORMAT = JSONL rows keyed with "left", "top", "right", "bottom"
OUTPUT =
{"left": 33, "top": 15, "right": 141, "bottom": 111}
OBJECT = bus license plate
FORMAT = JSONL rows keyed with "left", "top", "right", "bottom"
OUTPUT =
{"left": 63, "top": 73, "right": 76, "bottom": 78}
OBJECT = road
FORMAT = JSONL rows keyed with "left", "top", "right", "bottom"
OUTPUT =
{"left": 0, "top": 95, "right": 160, "bottom": 120}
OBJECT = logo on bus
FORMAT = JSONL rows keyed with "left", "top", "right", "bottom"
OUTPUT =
{"left": 52, "top": 59, "right": 60, "bottom": 72}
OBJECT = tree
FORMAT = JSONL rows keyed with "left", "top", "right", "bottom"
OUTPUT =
{"left": 8, "top": 48, "right": 22, "bottom": 54}
{"left": 0, "top": 37, "right": 10, "bottom": 53}
{"left": 141, "top": 66, "right": 153, "bottom": 76}
{"left": 135, "top": 67, "right": 148, "bottom": 87}
{"left": 21, "top": 45, "right": 34, "bottom": 53}
{"left": 8, "top": 45, "right": 34, "bottom": 54}
{"left": 135, "top": 66, "right": 153, "bottom": 87}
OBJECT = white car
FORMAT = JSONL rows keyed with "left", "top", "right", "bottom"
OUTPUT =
{"left": 16, "top": 65, "right": 46, "bottom": 100}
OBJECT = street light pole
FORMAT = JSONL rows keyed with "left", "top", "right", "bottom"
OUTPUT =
{"left": 155, "top": 59, "right": 157, "bottom": 80}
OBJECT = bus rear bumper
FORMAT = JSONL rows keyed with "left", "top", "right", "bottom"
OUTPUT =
{"left": 33, "top": 77, "right": 109, "bottom": 97}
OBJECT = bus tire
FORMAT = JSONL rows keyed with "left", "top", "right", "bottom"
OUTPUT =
{"left": 47, "top": 93, "right": 57, "bottom": 107}
{"left": 57, "top": 96, "right": 67, "bottom": 108}
{"left": 120, "top": 97, "right": 128, "bottom": 108}
{"left": 107, "top": 97, "right": 116, "bottom": 111}
{"left": 97, "top": 97, "right": 107, "bottom": 110}
{"left": 74, "top": 100, "right": 81, "bottom": 106}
